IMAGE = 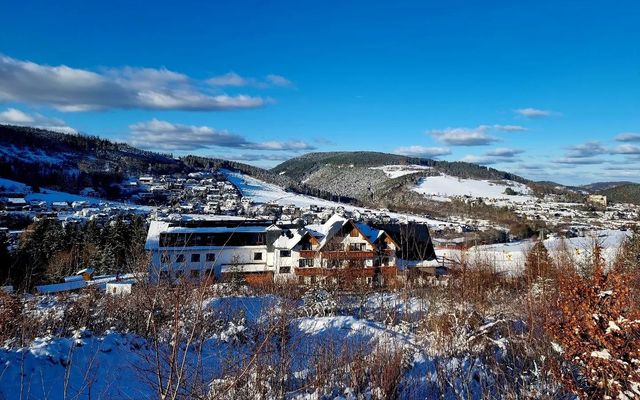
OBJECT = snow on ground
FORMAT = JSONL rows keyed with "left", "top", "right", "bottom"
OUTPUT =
{"left": 0, "top": 177, "right": 101, "bottom": 204}
{"left": 0, "top": 144, "right": 73, "bottom": 165}
{"left": 0, "top": 295, "right": 417, "bottom": 400}
{"left": 437, "top": 229, "right": 632, "bottom": 276}
{"left": 222, "top": 169, "right": 451, "bottom": 227}
{"left": 0, "top": 289, "right": 530, "bottom": 399}
{"left": 413, "top": 173, "right": 533, "bottom": 203}
{"left": 369, "top": 164, "right": 432, "bottom": 179}
{"left": 0, "top": 178, "right": 151, "bottom": 212}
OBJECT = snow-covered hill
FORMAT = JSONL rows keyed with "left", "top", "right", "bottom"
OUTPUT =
{"left": 222, "top": 169, "right": 450, "bottom": 227}
{"left": 369, "top": 164, "right": 432, "bottom": 179}
{"left": 412, "top": 173, "right": 534, "bottom": 203}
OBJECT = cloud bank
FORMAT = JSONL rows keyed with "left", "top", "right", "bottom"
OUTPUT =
{"left": 0, "top": 55, "right": 266, "bottom": 112}
{"left": 128, "top": 119, "right": 316, "bottom": 152}
{"left": 0, "top": 107, "right": 76, "bottom": 134}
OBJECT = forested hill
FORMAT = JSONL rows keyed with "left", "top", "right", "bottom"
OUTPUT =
{"left": 0, "top": 124, "right": 187, "bottom": 197}
{"left": 0, "top": 125, "right": 347, "bottom": 202}
{"left": 271, "top": 151, "right": 528, "bottom": 183}
{"left": 0, "top": 125, "right": 285, "bottom": 199}
{"left": 597, "top": 183, "right": 640, "bottom": 205}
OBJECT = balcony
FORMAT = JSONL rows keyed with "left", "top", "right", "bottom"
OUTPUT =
{"left": 321, "top": 251, "right": 375, "bottom": 259}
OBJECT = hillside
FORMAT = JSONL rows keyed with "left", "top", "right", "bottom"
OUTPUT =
{"left": 597, "top": 183, "right": 640, "bottom": 205}
{"left": 582, "top": 181, "right": 633, "bottom": 192}
{"left": 0, "top": 125, "right": 356, "bottom": 203}
{"left": 271, "top": 151, "right": 548, "bottom": 204}
{"left": 0, "top": 125, "right": 285, "bottom": 199}
{"left": 272, "top": 151, "right": 526, "bottom": 183}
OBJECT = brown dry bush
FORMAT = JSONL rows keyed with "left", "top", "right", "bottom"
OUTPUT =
{"left": 547, "top": 245, "right": 640, "bottom": 398}
{"left": 0, "top": 291, "right": 20, "bottom": 342}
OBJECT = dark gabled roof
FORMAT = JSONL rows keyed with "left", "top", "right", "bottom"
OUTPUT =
{"left": 371, "top": 222, "right": 437, "bottom": 261}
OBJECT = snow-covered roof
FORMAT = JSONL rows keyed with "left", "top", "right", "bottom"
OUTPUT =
{"left": 272, "top": 228, "right": 305, "bottom": 249}
{"left": 36, "top": 280, "right": 87, "bottom": 294}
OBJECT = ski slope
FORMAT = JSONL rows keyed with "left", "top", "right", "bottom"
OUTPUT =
{"left": 369, "top": 164, "right": 432, "bottom": 179}
{"left": 413, "top": 173, "right": 534, "bottom": 203}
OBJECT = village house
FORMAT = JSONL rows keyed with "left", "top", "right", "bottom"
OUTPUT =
{"left": 144, "top": 214, "right": 438, "bottom": 287}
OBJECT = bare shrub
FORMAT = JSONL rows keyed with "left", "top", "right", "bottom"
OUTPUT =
{"left": 547, "top": 245, "right": 640, "bottom": 398}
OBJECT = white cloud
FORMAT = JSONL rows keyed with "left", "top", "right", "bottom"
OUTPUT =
{"left": 393, "top": 146, "right": 451, "bottom": 158}
{"left": 485, "top": 147, "right": 524, "bottom": 157}
{"left": 553, "top": 157, "right": 605, "bottom": 165}
{"left": 515, "top": 107, "right": 554, "bottom": 118}
{"left": 207, "top": 72, "right": 293, "bottom": 88}
{"left": 461, "top": 155, "right": 502, "bottom": 165}
{"left": 615, "top": 132, "right": 640, "bottom": 142}
{"left": 493, "top": 124, "right": 528, "bottom": 132}
{"left": 461, "top": 147, "right": 524, "bottom": 165}
{"left": 0, "top": 107, "right": 76, "bottom": 134}
{"left": 213, "top": 153, "right": 292, "bottom": 162}
{"left": 266, "top": 74, "right": 293, "bottom": 87}
{"left": 0, "top": 55, "right": 265, "bottom": 111}
{"left": 611, "top": 144, "right": 640, "bottom": 155}
{"left": 429, "top": 126, "right": 499, "bottom": 146}
{"left": 128, "top": 119, "right": 315, "bottom": 152}
{"left": 566, "top": 141, "right": 607, "bottom": 158}
{"left": 206, "top": 72, "right": 250, "bottom": 87}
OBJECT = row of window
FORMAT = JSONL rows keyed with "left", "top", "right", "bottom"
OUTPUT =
{"left": 297, "top": 257, "right": 393, "bottom": 268}
{"left": 161, "top": 253, "right": 216, "bottom": 264}
{"left": 159, "top": 268, "right": 215, "bottom": 280}
{"left": 160, "top": 251, "right": 264, "bottom": 264}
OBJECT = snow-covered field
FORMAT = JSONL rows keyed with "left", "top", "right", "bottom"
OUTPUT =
{"left": 0, "top": 291, "right": 514, "bottom": 399}
{"left": 222, "top": 169, "right": 452, "bottom": 228}
{"left": 413, "top": 174, "right": 533, "bottom": 203}
{"left": 369, "top": 164, "right": 432, "bottom": 179}
{"left": 0, "top": 177, "right": 103, "bottom": 205}
{"left": 437, "top": 229, "right": 632, "bottom": 275}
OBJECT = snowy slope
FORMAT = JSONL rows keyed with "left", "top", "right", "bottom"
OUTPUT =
{"left": 369, "top": 164, "right": 432, "bottom": 179}
{"left": 437, "top": 229, "right": 632, "bottom": 276}
{"left": 413, "top": 173, "right": 533, "bottom": 203}
{"left": 0, "top": 177, "right": 102, "bottom": 204}
{"left": 222, "top": 169, "right": 451, "bottom": 227}
{"left": 0, "top": 292, "right": 502, "bottom": 399}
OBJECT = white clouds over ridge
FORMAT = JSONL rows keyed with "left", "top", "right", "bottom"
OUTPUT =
{"left": 393, "top": 146, "right": 451, "bottom": 158}
{"left": 128, "top": 119, "right": 315, "bottom": 152}
{"left": 0, "top": 55, "right": 274, "bottom": 112}
{"left": 0, "top": 107, "right": 76, "bottom": 134}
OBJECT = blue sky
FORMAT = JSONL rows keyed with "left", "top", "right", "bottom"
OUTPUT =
{"left": 0, "top": 1, "right": 639, "bottom": 184}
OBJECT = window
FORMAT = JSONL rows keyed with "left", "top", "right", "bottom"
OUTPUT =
{"left": 349, "top": 243, "right": 366, "bottom": 251}
{"left": 204, "top": 269, "right": 213, "bottom": 279}
{"left": 327, "top": 259, "right": 340, "bottom": 268}
{"left": 161, "top": 253, "right": 170, "bottom": 264}
{"left": 299, "top": 258, "right": 314, "bottom": 268}
{"left": 280, "top": 250, "right": 291, "bottom": 257}
{"left": 279, "top": 266, "right": 291, "bottom": 274}
{"left": 254, "top": 252, "right": 263, "bottom": 261}
{"left": 350, "top": 229, "right": 359, "bottom": 237}
{"left": 206, "top": 253, "right": 216, "bottom": 262}
{"left": 176, "top": 254, "right": 185, "bottom": 263}
{"left": 175, "top": 270, "right": 184, "bottom": 278}
{"left": 191, "top": 253, "right": 200, "bottom": 263}
{"left": 190, "top": 269, "right": 200, "bottom": 279}
{"left": 159, "top": 270, "right": 170, "bottom": 280}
